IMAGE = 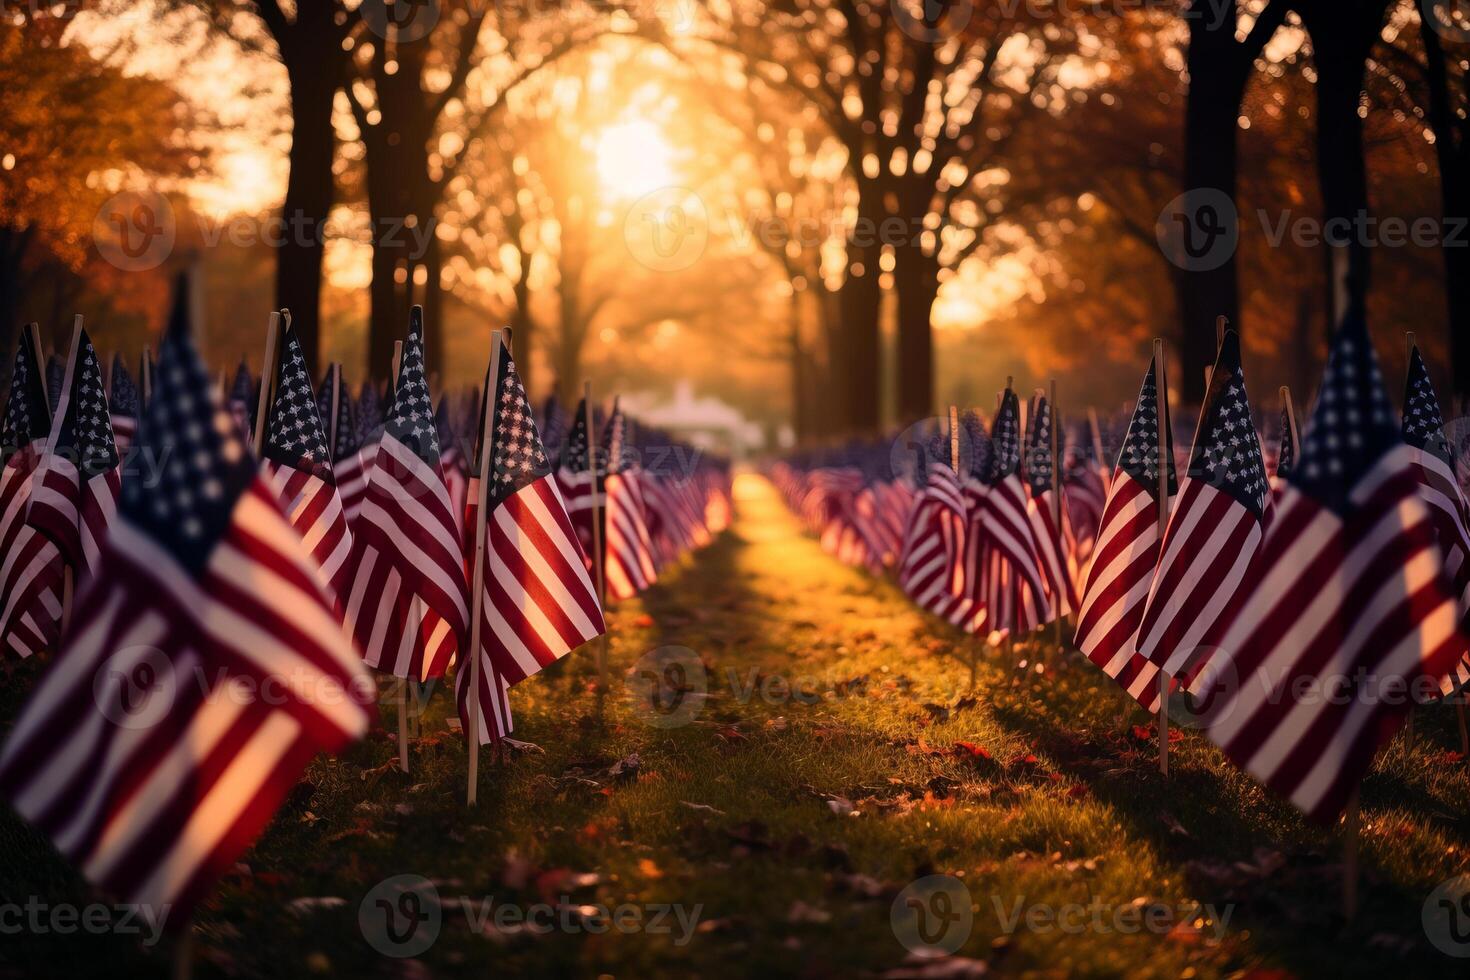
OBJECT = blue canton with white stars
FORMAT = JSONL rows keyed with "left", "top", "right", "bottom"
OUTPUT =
{"left": 109, "top": 354, "right": 138, "bottom": 419}
{"left": 122, "top": 285, "right": 256, "bottom": 575}
{"left": 1291, "top": 312, "right": 1400, "bottom": 514}
{"left": 562, "top": 399, "right": 591, "bottom": 473}
{"left": 1025, "top": 394, "right": 1054, "bottom": 497}
{"left": 264, "top": 329, "right": 333, "bottom": 482}
{"left": 55, "top": 331, "right": 119, "bottom": 478}
{"left": 1186, "top": 333, "right": 1266, "bottom": 515}
{"left": 602, "top": 405, "right": 636, "bottom": 475}
{"left": 985, "top": 390, "right": 1022, "bottom": 484}
{"left": 383, "top": 310, "right": 440, "bottom": 465}
{"left": 1117, "top": 360, "right": 1178, "bottom": 498}
{"left": 487, "top": 348, "right": 551, "bottom": 505}
{"left": 1402, "top": 345, "right": 1454, "bottom": 470}
{"left": 1, "top": 336, "right": 42, "bottom": 462}
{"left": 1275, "top": 405, "right": 1295, "bottom": 480}
{"left": 960, "top": 409, "right": 991, "bottom": 481}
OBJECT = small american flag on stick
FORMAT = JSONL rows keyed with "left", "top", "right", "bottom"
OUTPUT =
{"left": 1135, "top": 331, "right": 1268, "bottom": 688}
{"left": 342, "top": 307, "right": 468, "bottom": 682}
{"left": 457, "top": 338, "right": 603, "bottom": 752}
{"left": 1073, "top": 354, "right": 1178, "bottom": 711}
{"left": 108, "top": 354, "right": 138, "bottom": 458}
{"left": 1198, "top": 313, "right": 1469, "bottom": 821}
{"left": 260, "top": 327, "right": 354, "bottom": 607}
{"left": 0, "top": 277, "right": 373, "bottom": 922}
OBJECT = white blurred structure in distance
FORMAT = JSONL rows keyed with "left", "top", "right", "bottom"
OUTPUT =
{"left": 621, "top": 381, "right": 766, "bottom": 459}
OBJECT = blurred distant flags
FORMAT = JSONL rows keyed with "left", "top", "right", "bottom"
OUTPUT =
{"left": 975, "top": 387, "right": 1051, "bottom": 637}
{"left": 342, "top": 307, "right": 467, "bottom": 682}
{"left": 1073, "top": 354, "right": 1177, "bottom": 711}
{"left": 0, "top": 276, "right": 372, "bottom": 922}
{"left": 1401, "top": 341, "right": 1470, "bottom": 693}
{"left": 1135, "top": 331, "right": 1267, "bottom": 692}
{"left": 108, "top": 354, "right": 138, "bottom": 458}
{"left": 437, "top": 397, "right": 469, "bottom": 538}
{"left": 898, "top": 431, "right": 972, "bottom": 630}
{"left": 557, "top": 397, "right": 601, "bottom": 564}
{"left": 600, "top": 400, "right": 657, "bottom": 600}
{"left": 0, "top": 328, "right": 63, "bottom": 657}
{"left": 228, "top": 359, "right": 254, "bottom": 440}
{"left": 260, "top": 326, "right": 353, "bottom": 608}
{"left": 1271, "top": 401, "right": 1296, "bottom": 491}
{"left": 457, "top": 344, "right": 603, "bottom": 745}
{"left": 1024, "top": 392, "right": 1077, "bottom": 620}
{"left": 29, "top": 327, "right": 123, "bottom": 578}
{"left": 1403, "top": 343, "right": 1470, "bottom": 614}
{"left": 1197, "top": 313, "right": 1468, "bottom": 821}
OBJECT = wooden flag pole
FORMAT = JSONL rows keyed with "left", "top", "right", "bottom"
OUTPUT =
{"left": 59, "top": 315, "right": 84, "bottom": 638}
{"left": 466, "top": 331, "right": 503, "bottom": 805}
{"left": 586, "top": 382, "right": 609, "bottom": 691}
{"left": 1051, "top": 379, "right": 1063, "bottom": 660}
{"left": 1154, "top": 339, "right": 1171, "bottom": 778}
{"left": 326, "top": 365, "right": 342, "bottom": 461}
{"left": 948, "top": 405, "right": 960, "bottom": 473}
{"left": 251, "top": 313, "right": 282, "bottom": 459}
{"left": 388, "top": 340, "right": 411, "bottom": 774}
{"left": 1280, "top": 386, "right": 1301, "bottom": 461}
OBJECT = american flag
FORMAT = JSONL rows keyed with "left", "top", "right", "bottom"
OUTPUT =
{"left": 540, "top": 392, "right": 568, "bottom": 470}
{"left": 973, "top": 388, "right": 1051, "bottom": 635}
{"left": 1135, "top": 331, "right": 1268, "bottom": 688}
{"left": 1062, "top": 425, "right": 1107, "bottom": 568}
{"left": 228, "top": 360, "right": 254, "bottom": 440}
{"left": 601, "top": 402, "right": 658, "bottom": 600}
{"left": 1402, "top": 342, "right": 1470, "bottom": 693}
{"left": 1024, "top": 393, "right": 1077, "bottom": 618}
{"left": 45, "top": 354, "right": 62, "bottom": 417}
{"left": 319, "top": 367, "right": 364, "bottom": 524}
{"left": 898, "top": 434, "right": 973, "bottom": 629}
{"left": 1198, "top": 312, "right": 1468, "bottom": 821}
{"left": 108, "top": 354, "right": 138, "bottom": 458}
{"left": 0, "top": 331, "right": 62, "bottom": 657}
{"left": 456, "top": 344, "right": 603, "bottom": 741}
{"left": 437, "top": 398, "right": 469, "bottom": 538}
{"left": 1073, "top": 355, "right": 1177, "bottom": 711}
{"left": 342, "top": 308, "right": 468, "bottom": 681}
{"left": 260, "top": 327, "right": 354, "bottom": 607}
{"left": 336, "top": 380, "right": 383, "bottom": 524}
{"left": 1271, "top": 402, "right": 1296, "bottom": 490}
{"left": 0, "top": 278, "right": 373, "bottom": 921}
{"left": 557, "top": 397, "right": 602, "bottom": 567}
{"left": 28, "top": 328, "right": 123, "bottom": 577}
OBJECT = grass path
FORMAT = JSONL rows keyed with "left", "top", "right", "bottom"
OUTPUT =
{"left": 3, "top": 473, "right": 1470, "bottom": 978}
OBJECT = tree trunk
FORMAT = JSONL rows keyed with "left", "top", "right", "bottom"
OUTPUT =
{"left": 893, "top": 244, "right": 939, "bottom": 423}
{"left": 510, "top": 267, "right": 534, "bottom": 397}
{"left": 0, "top": 224, "right": 32, "bottom": 359}
{"left": 1298, "top": 0, "right": 1389, "bottom": 327}
{"left": 1420, "top": 17, "right": 1470, "bottom": 401}
{"left": 276, "top": 59, "right": 337, "bottom": 368}
{"left": 1180, "top": 16, "right": 1246, "bottom": 404}
{"left": 837, "top": 183, "right": 884, "bottom": 435}
{"left": 789, "top": 291, "right": 808, "bottom": 444}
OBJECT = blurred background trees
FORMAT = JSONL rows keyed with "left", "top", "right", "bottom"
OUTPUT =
{"left": 5, "top": 0, "right": 1470, "bottom": 443}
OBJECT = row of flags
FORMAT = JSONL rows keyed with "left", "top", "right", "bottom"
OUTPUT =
{"left": 0, "top": 278, "right": 731, "bottom": 926}
{"left": 775, "top": 315, "right": 1470, "bottom": 824}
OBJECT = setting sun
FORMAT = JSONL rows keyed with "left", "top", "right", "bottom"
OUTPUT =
{"left": 594, "top": 118, "right": 677, "bottom": 199}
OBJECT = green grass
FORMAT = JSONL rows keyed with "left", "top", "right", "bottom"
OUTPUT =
{"left": 3, "top": 473, "right": 1470, "bottom": 978}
